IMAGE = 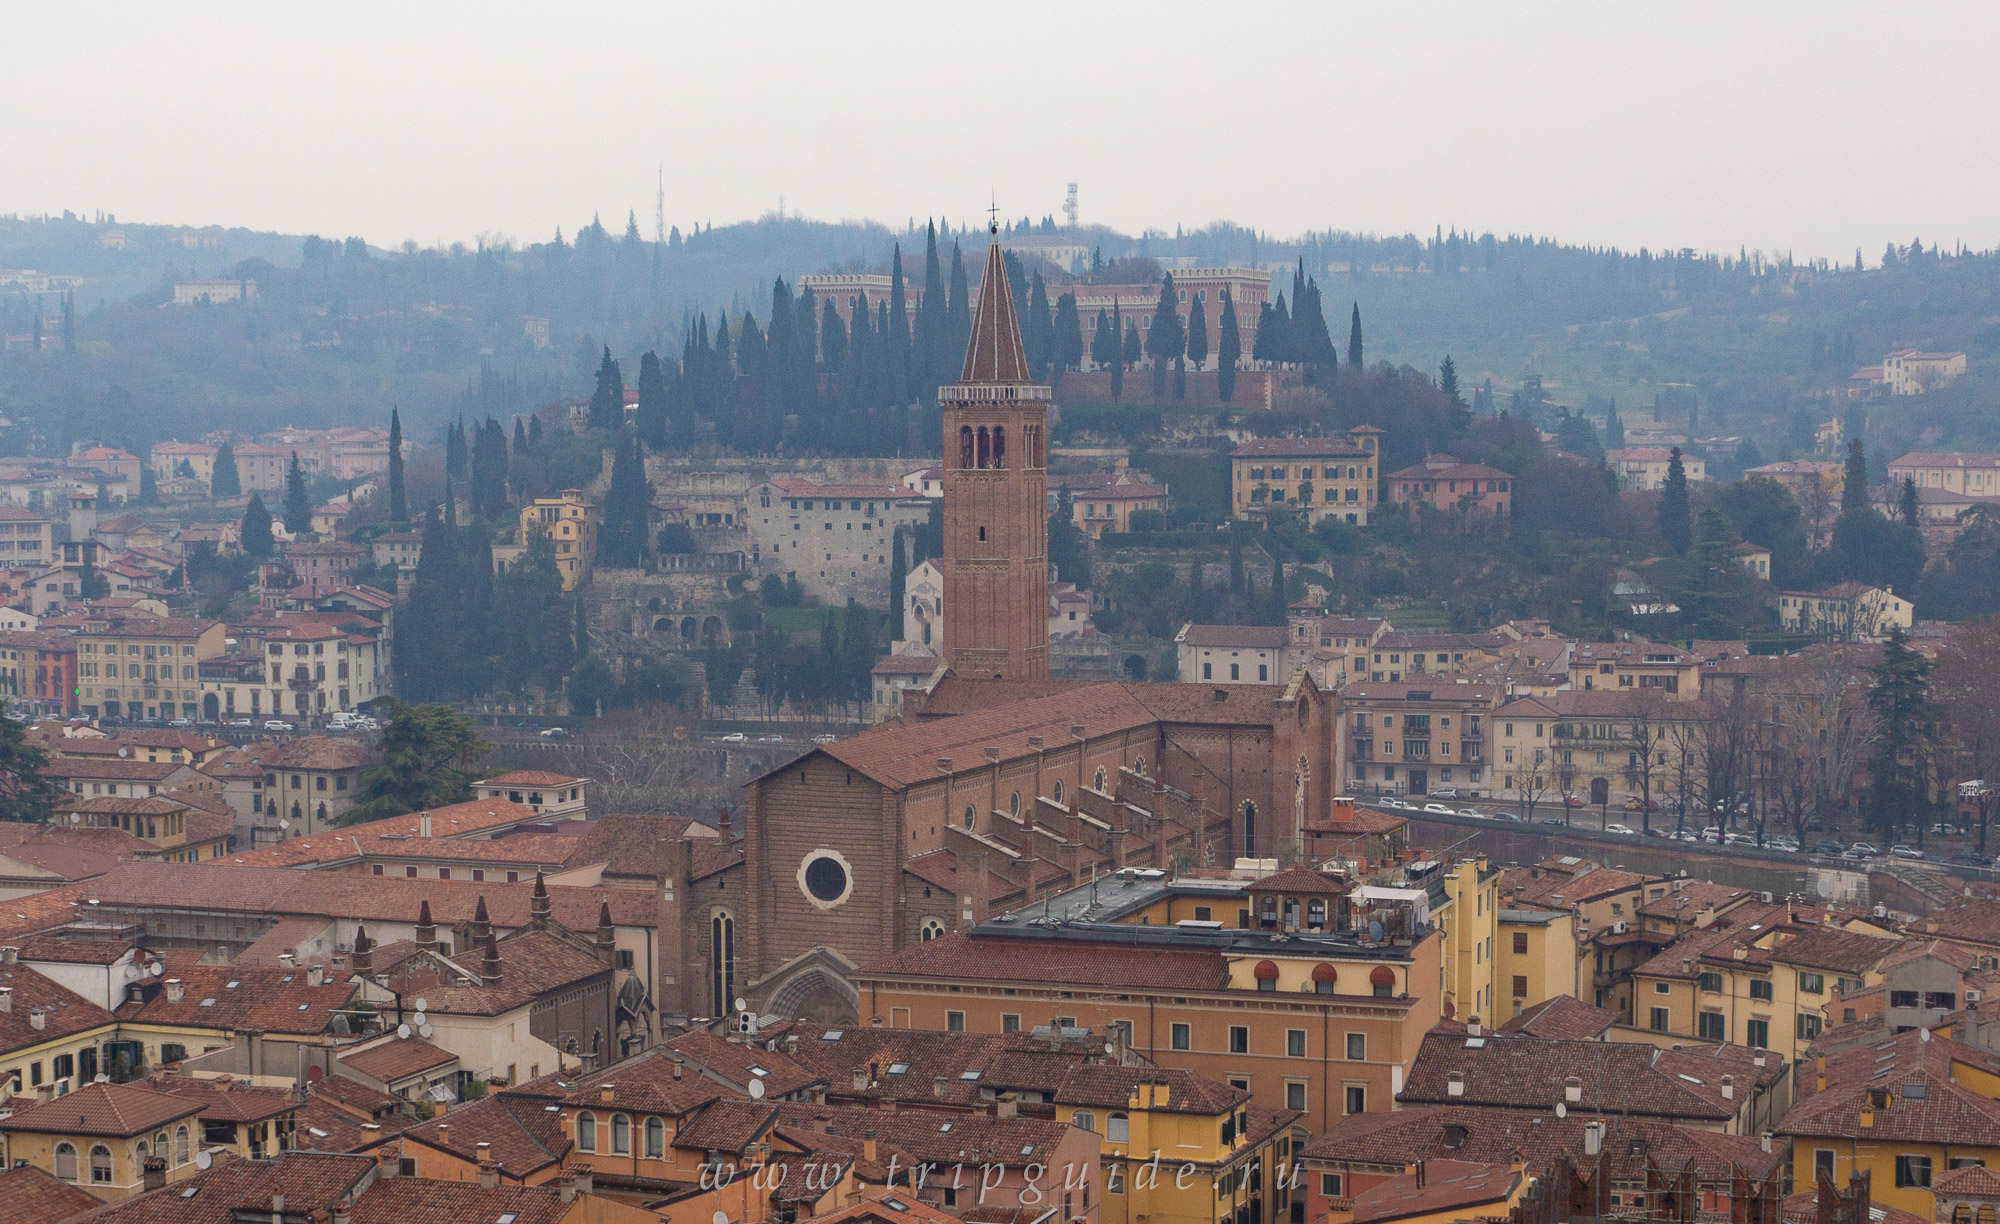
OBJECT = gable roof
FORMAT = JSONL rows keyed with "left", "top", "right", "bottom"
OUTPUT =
{"left": 1495, "top": 995, "right": 1619, "bottom": 1041}
{"left": 397, "top": 1091, "right": 570, "bottom": 1177}
{"left": 0, "top": 1163, "right": 102, "bottom": 1224}
{"left": 0, "top": 1080, "right": 203, "bottom": 1137}
{"left": 1397, "top": 1029, "right": 1738, "bottom": 1121}
{"left": 65, "top": 1151, "right": 375, "bottom": 1224}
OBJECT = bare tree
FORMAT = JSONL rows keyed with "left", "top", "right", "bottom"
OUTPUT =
{"left": 1620, "top": 696, "right": 1669, "bottom": 835}
{"left": 1515, "top": 749, "right": 1553, "bottom": 825}
{"left": 1764, "top": 646, "right": 1880, "bottom": 843}
{"left": 1664, "top": 712, "right": 1713, "bottom": 833}
{"left": 1935, "top": 617, "right": 2000, "bottom": 853}
{"left": 1798, "top": 471, "right": 1836, "bottom": 550}
{"left": 573, "top": 707, "right": 722, "bottom": 815}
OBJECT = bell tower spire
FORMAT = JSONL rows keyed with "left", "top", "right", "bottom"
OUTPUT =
{"left": 939, "top": 219, "right": 1050, "bottom": 681}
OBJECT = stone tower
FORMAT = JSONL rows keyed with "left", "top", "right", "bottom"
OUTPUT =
{"left": 940, "top": 229, "right": 1049, "bottom": 681}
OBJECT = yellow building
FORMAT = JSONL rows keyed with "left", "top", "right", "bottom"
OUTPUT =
{"left": 1778, "top": 1028, "right": 2000, "bottom": 1220}
{"left": 1332, "top": 1158, "right": 1527, "bottom": 1224}
{"left": 0, "top": 1081, "right": 205, "bottom": 1200}
{"left": 1230, "top": 428, "right": 1382, "bottom": 527}
{"left": 0, "top": 960, "right": 121, "bottom": 1108}
{"left": 1631, "top": 918, "right": 1900, "bottom": 1061}
{"left": 519, "top": 489, "right": 599, "bottom": 591}
{"left": 1432, "top": 858, "right": 1500, "bottom": 1025}
{"left": 74, "top": 614, "right": 228, "bottom": 722}
{"left": 1061, "top": 1067, "right": 1301, "bottom": 1224}
{"left": 1494, "top": 906, "right": 1579, "bottom": 1021}
{"left": 1568, "top": 640, "right": 1701, "bottom": 700}
{"left": 1493, "top": 691, "right": 1705, "bottom": 816}
{"left": 1778, "top": 582, "right": 1916, "bottom": 641}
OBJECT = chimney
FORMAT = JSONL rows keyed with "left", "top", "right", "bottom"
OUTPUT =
{"left": 415, "top": 900, "right": 437, "bottom": 953}
{"left": 571, "top": 1165, "right": 593, "bottom": 1196}
{"left": 996, "top": 1098, "right": 1018, "bottom": 1119}
{"left": 142, "top": 1156, "right": 166, "bottom": 1191}
{"left": 599, "top": 1083, "right": 615, "bottom": 1104}
{"left": 481, "top": 933, "right": 503, "bottom": 988}
{"left": 596, "top": 901, "right": 616, "bottom": 959}
{"left": 863, "top": 1133, "right": 878, "bottom": 1164}
{"left": 559, "top": 1175, "right": 577, "bottom": 1205}
{"left": 0, "top": 946, "right": 15, "bottom": 964}
{"left": 1761, "top": 1133, "right": 1773, "bottom": 1153}
{"left": 332, "top": 1201, "right": 354, "bottom": 1224}
{"left": 0, "top": 987, "right": 12, "bottom": 1014}
{"left": 1583, "top": 1121, "right": 1604, "bottom": 1156}
{"left": 165, "top": 978, "right": 184, "bottom": 1004}
{"left": 852, "top": 1067, "right": 869, "bottom": 1090}
{"left": 352, "top": 926, "right": 373, "bottom": 975}
{"left": 1447, "top": 1071, "right": 1464, "bottom": 1097}
{"left": 418, "top": 810, "right": 432, "bottom": 838}
{"left": 377, "top": 1144, "right": 402, "bottom": 1177}
{"left": 933, "top": 1075, "right": 949, "bottom": 1099}
{"left": 1753, "top": 1051, "right": 1766, "bottom": 1068}
{"left": 1564, "top": 1076, "right": 1582, "bottom": 1103}
{"left": 672, "top": 1059, "right": 682, "bottom": 1080}
{"left": 29, "top": 1010, "right": 43, "bottom": 1031}
{"left": 530, "top": 872, "right": 551, "bottom": 929}
{"left": 270, "top": 1195, "right": 285, "bottom": 1215}
{"left": 471, "top": 895, "right": 491, "bottom": 945}
{"left": 1722, "top": 1075, "right": 1734, "bottom": 1101}
{"left": 1466, "top": 1018, "right": 1482, "bottom": 1037}
{"left": 278, "top": 952, "right": 296, "bottom": 968}
{"left": 306, "top": 965, "right": 323, "bottom": 987}
{"left": 1859, "top": 1105, "right": 1873, "bottom": 1128}
{"left": 437, "top": 1122, "right": 450, "bottom": 1148}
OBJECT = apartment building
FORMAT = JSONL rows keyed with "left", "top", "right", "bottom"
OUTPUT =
{"left": 1882, "top": 349, "right": 1967, "bottom": 396}
{"left": 1176, "top": 623, "right": 1295, "bottom": 684}
{"left": 1050, "top": 471, "right": 1168, "bottom": 537}
{"left": 1779, "top": 582, "right": 1915, "bottom": 641}
{"left": 0, "top": 508, "right": 52, "bottom": 569}
{"left": 1491, "top": 690, "right": 1702, "bottom": 814}
{"left": 1385, "top": 455, "right": 1515, "bottom": 526}
{"left": 1338, "top": 681, "right": 1496, "bottom": 797}
{"left": 1568, "top": 639, "right": 1700, "bottom": 698}
{"left": 1888, "top": 451, "right": 2000, "bottom": 497}
{"left": 259, "top": 620, "right": 382, "bottom": 720}
{"left": 745, "top": 478, "right": 930, "bottom": 604}
{"left": 1605, "top": 447, "right": 1706, "bottom": 491}
{"left": 1229, "top": 428, "right": 1383, "bottom": 526}
{"left": 518, "top": 489, "right": 598, "bottom": 591}
{"left": 74, "top": 614, "right": 227, "bottom": 721}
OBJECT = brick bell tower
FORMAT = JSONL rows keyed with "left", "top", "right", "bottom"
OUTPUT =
{"left": 940, "top": 225, "right": 1049, "bottom": 681}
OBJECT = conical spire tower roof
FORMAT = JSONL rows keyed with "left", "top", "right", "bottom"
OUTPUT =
{"left": 960, "top": 233, "right": 1034, "bottom": 385}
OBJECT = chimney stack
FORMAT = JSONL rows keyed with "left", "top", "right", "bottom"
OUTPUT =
{"left": 1722, "top": 1075, "right": 1735, "bottom": 1101}
{"left": 599, "top": 1083, "right": 615, "bottom": 1104}
{"left": 596, "top": 901, "right": 616, "bottom": 959}
{"left": 415, "top": 900, "right": 437, "bottom": 953}
{"left": 142, "top": 1157, "right": 166, "bottom": 1191}
{"left": 437, "top": 1122, "right": 450, "bottom": 1148}
{"left": 530, "top": 872, "right": 552, "bottom": 929}
{"left": 332, "top": 1201, "right": 354, "bottom": 1224}
{"left": 471, "top": 896, "right": 491, "bottom": 945}
{"left": 0, "top": 987, "right": 12, "bottom": 1014}
{"left": 418, "top": 810, "right": 432, "bottom": 838}
{"left": 165, "top": 978, "right": 184, "bottom": 1004}
{"left": 481, "top": 933, "right": 503, "bottom": 988}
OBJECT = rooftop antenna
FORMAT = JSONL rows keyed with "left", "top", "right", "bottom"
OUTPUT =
{"left": 1064, "top": 183, "right": 1078, "bottom": 229}
{"left": 655, "top": 163, "right": 665, "bottom": 244}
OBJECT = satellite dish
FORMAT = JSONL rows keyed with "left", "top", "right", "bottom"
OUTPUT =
{"left": 414, "top": 999, "right": 427, "bottom": 1014}
{"left": 397, "top": 1024, "right": 412, "bottom": 1040}
{"left": 68, "top": 813, "right": 80, "bottom": 824}
{"left": 306, "top": 1066, "right": 323, "bottom": 1082}
{"left": 749, "top": 1078, "right": 765, "bottom": 1100}
{"left": 1367, "top": 920, "right": 1385, "bottom": 941}
{"left": 733, "top": 997, "right": 747, "bottom": 1013}
{"left": 118, "top": 747, "right": 128, "bottom": 758}
{"left": 195, "top": 1151, "right": 212, "bottom": 1170}
{"left": 1555, "top": 1102, "right": 1567, "bottom": 1119}
{"left": 714, "top": 1213, "right": 730, "bottom": 1224}
{"left": 419, "top": 1024, "right": 434, "bottom": 1040}
{"left": 279, "top": 820, "right": 290, "bottom": 830}
{"left": 151, "top": 962, "right": 164, "bottom": 977}
{"left": 1104, "top": 1043, "right": 1116, "bottom": 1055}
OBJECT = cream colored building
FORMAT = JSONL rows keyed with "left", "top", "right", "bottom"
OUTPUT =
{"left": 75, "top": 615, "right": 227, "bottom": 721}
{"left": 1778, "top": 582, "right": 1914, "bottom": 641}
{"left": 1605, "top": 447, "right": 1705, "bottom": 491}
{"left": 519, "top": 489, "right": 598, "bottom": 592}
{"left": 1883, "top": 349, "right": 1966, "bottom": 395}
{"left": 1887, "top": 451, "right": 2000, "bottom": 497}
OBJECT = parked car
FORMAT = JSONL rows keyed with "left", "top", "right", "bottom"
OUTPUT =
{"left": 1810, "top": 839, "right": 1847, "bottom": 856}
{"left": 1423, "top": 803, "right": 1455, "bottom": 815}
{"left": 1700, "top": 827, "right": 1725, "bottom": 843}
{"left": 756, "top": 735, "right": 785, "bottom": 744}
{"left": 1603, "top": 823, "right": 1637, "bottom": 836}
{"left": 227, "top": 717, "right": 253, "bottom": 728}
{"left": 1949, "top": 851, "right": 1991, "bottom": 868}
{"left": 812, "top": 733, "right": 838, "bottom": 744}
{"left": 1668, "top": 829, "right": 1699, "bottom": 842}
{"left": 1724, "top": 832, "right": 1758, "bottom": 847}
{"left": 1563, "top": 796, "right": 1584, "bottom": 807}
{"left": 1768, "top": 838, "right": 1801, "bottom": 853}
{"left": 719, "top": 732, "right": 747, "bottom": 743}
{"left": 1848, "top": 842, "right": 1880, "bottom": 857}
{"left": 539, "top": 727, "right": 571, "bottom": 739}
{"left": 1889, "top": 844, "right": 1925, "bottom": 860}
{"left": 1430, "top": 788, "right": 1461, "bottom": 800}
{"left": 1457, "top": 808, "right": 1484, "bottom": 819}
{"left": 263, "top": 720, "right": 295, "bottom": 732}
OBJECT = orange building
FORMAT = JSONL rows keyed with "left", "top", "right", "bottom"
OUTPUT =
{"left": 1384, "top": 456, "right": 1513, "bottom": 528}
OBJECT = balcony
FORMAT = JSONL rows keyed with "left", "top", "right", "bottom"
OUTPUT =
{"left": 1403, "top": 742, "right": 1431, "bottom": 762}
{"left": 1349, "top": 738, "right": 1374, "bottom": 759}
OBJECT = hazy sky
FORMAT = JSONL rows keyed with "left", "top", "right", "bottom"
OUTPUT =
{"left": 6, "top": 1, "right": 1994, "bottom": 261}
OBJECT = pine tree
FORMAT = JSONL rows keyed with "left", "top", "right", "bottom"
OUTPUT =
{"left": 888, "top": 528, "right": 908, "bottom": 641}
{"left": 1216, "top": 291, "right": 1240, "bottom": 403}
{"left": 635, "top": 351, "right": 668, "bottom": 445}
{"left": 282, "top": 452, "right": 311, "bottom": 535}
{"left": 1186, "top": 292, "right": 1209, "bottom": 372}
{"left": 587, "top": 347, "right": 624, "bottom": 430}
{"left": 1348, "top": 302, "right": 1364, "bottom": 368}
{"left": 387, "top": 409, "right": 408, "bottom": 523}
{"left": 1659, "top": 447, "right": 1693, "bottom": 555}
{"left": 211, "top": 443, "right": 241, "bottom": 499}
{"left": 1841, "top": 438, "right": 1871, "bottom": 515}
{"left": 241, "top": 494, "right": 275, "bottom": 557}
{"left": 1147, "top": 275, "right": 1183, "bottom": 398}
{"left": 1865, "top": 627, "right": 1935, "bottom": 838}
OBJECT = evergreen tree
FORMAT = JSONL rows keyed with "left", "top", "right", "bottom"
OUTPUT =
{"left": 496, "top": 531, "right": 570, "bottom": 693}
{"left": 61, "top": 292, "right": 74, "bottom": 353}
{"left": 1659, "top": 447, "right": 1693, "bottom": 554}
{"left": 387, "top": 408, "right": 408, "bottom": 523}
{"left": 1048, "top": 487, "right": 1086, "bottom": 585}
{"left": 282, "top": 453, "right": 311, "bottom": 535}
{"left": 344, "top": 699, "right": 489, "bottom": 822}
{"left": 1293, "top": 279, "right": 1338, "bottom": 371}
{"left": 1267, "top": 548, "right": 1287, "bottom": 626}
{"left": 1108, "top": 302, "right": 1125, "bottom": 400}
{"left": 78, "top": 553, "right": 108, "bottom": 600}
{"left": 1865, "top": 628, "right": 1935, "bottom": 838}
{"left": 241, "top": 494, "right": 275, "bottom": 558}
{"left": 138, "top": 465, "right": 157, "bottom": 506}
{"left": 470, "top": 419, "right": 509, "bottom": 520}
{"left": 445, "top": 419, "right": 468, "bottom": 481}
{"left": 211, "top": 442, "right": 241, "bottom": 499}
{"left": 1024, "top": 271, "right": 1053, "bottom": 382}
{"left": 1052, "top": 292, "right": 1083, "bottom": 384}
{"left": 398, "top": 497, "right": 464, "bottom": 700}
{"left": 820, "top": 299, "right": 848, "bottom": 374}
{"left": 599, "top": 431, "right": 653, "bottom": 567}
{"left": 1185, "top": 292, "right": 1209, "bottom": 372}
{"left": 587, "top": 346, "right": 624, "bottom": 429}
{"left": 635, "top": 351, "right": 668, "bottom": 445}
{"left": 513, "top": 417, "right": 529, "bottom": 457}
{"left": 1122, "top": 319, "right": 1142, "bottom": 370}
{"left": 888, "top": 528, "right": 907, "bottom": 641}
{"left": 0, "top": 714, "right": 57, "bottom": 823}
{"left": 1348, "top": 301, "right": 1364, "bottom": 368}
{"left": 945, "top": 241, "right": 970, "bottom": 374}
{"left": 1439, "top": 355, "right": 1461, "bottom": 403}
{"left": 888, "top": 244, "right": 912, "bottom": 403}
{"left": 1228, "top": 530, "right": 1245, "bottom": 595}
{"left": 528, "top": 414, "right": 544, "bottom": 449}
{"left": 1147, "top": 275, "right": 1183, "bottom": 398}
{"left": 1841, "top": 437, "right": 1870, "bottom": 515}
{"left": 1604, "top": 399, "right": 1625, "bottom": 449}
{"left": 1252, "top": 301, "right": 1278, "bottom": 364}
{"left": 915, "top": 221, "right": 946, "bottom": 393}
{"left": 1216, "top": 291, "right": 1240, "bottom": 403}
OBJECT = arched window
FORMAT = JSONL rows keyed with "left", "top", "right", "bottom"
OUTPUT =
{"left": 89, "top": 1145, "right": 112, "bottom": 1184}
{"left": 136, "top": 1142, "right": 148, "bottom": 1162}
{"left": 1242, "top": 802, "right": 1257, "bottom": 856}
{"left": 991, "top": 426, "right": 1006, "bottom": 468}
{"left": 1133, "top": 757, "right": 1145, "bottom": 776}
{"left": 1071, "top": 1110, "right": 1096, "bottom": 1132}
{"left": 1052, "top": 780, "right": 1064, "bottom": 805}
{"left": 646, "top": 1116, "right": 665, "bottom": 1158}
{"left": 959, "top": 427, "right": 975, "bottom": 469}
{"left": 54, "top": 1143, "right": 77, "bottom": 1182}
{"left": 153, "top": 1132, "right": 167, "bottom": 1158}
{"left": 1009, "top": 791, "right": 1021, "bottom": 816}
{"left": 976, "top": 426, "right": 991, "bottom": 469}
{"left": 175, "top": 1126, "right": 190, "bottom": 1164}
{"left": 963, "top": 804, "right": 975, "bottom": 830}
{"left": 920, "top": 918, "right": 946, "bottom": 942}
{"left": 1093, "top": 767, "right": 1106, "bottom": 791}
{"left": 710, "top": 911, "right": 736, "bottom": 1017}
{"left": 611, "top": 1113, "right": 631, "bottom": 1154}
{"left": 1107, "top": 1112, "right": 1129, "bottom": 1143}
{"left": 577, "top": 1112, "right": 598, "bottom": 1151}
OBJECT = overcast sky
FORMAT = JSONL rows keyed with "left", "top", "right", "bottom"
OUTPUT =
{"left": 5, "top": 1, "right": 1994, "bottom": 261}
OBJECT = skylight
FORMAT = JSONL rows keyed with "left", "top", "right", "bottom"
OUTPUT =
{"left": 888, "top": 1062, "right": 909, "bottom": 1075}
{"left": 823, "top": 1030, "right": 844, "bottom": 1041}
{"left": 1465, "top": 1038, "right": 1485, "bottom": 1048}
{"left": 960, "top": 1071, "right": 981, "bottom": 1081}
{"left": 938, "top": 1122, "right": 952, "bottom": 1133}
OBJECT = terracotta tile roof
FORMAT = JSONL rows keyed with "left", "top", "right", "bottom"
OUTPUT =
{"left": 1923, "top": 896, "right": 2000, "bottom": 950}
{"left": 1508, "top": 867, "right": 1656, "bottom": 911}
{"left": 291, "top": 1095, "right": 397, "bottom": 1153}
{"left": 1229, "top": 437, "right": 1370, "bottom": 459}
{"left": 0, "top": 961, "right": 117, "bottom": 1056}
{"left": 41, "top": 757, "right": 188, "bottom": 781}
{"left": 310, "top": 1072, "right": 401, "bottom": 1118}
{"left": 1495, "top": 996, "right": 1619, "bottom": 1040}
{"left": 67, "top": 1151, "right": 376, "bottom": 1224}
{"left": 858, "top": 929, "right": 1229, "bottom": 993}
{"left": 664, "top": 1028, "right": 824, "bottom": 1099}
{"left": 1347, "top": 1158, "right": 1520, "bottom": 1224}
{"left": 1935, "top": 1163, "right": 2000, "bottom": 1198}
{"left": 915, "top": 675, "right": 1089, "bottom": 716}
{"left": 0, "top": 1163, "right": 101, "bottom": 1224}
{"left": 772, "top": 1102, "right": 1076, "bottom": 1168}
{"left": 559, "top": 1047, "right": 728, "bottom": 1117}
{"left": 16, "top": 935, "right": 134, "bottom": 966}
{"left": 673, "top": 1099, "right": 780, "bottom": 1154}
{"left": 1241, "top": 867, "right": 1349, "bottom": 895}
{"left": 1638, "top": 880, "right": 1754, "bottom": 921}
{"left": 115, "top": 959, "right": 359, "bottom": 1035}
{"left": 1398, "top": 1030, "right": 1736, "bottom": 1121}
{"left": 399, "top": 1091, "right": 570, "bottom": 1177}
{"left": 151, "top": 1075, "right": 297, "bottom": 1124}
{"left": 338, "top": 1037, "right": 458, "bottom": 1084}
{"left": 218, "top": 799, "right": 543, "bottom": 866}
{"left": 1781, "top": 1027, "right": 2000, "bottom": 1147}
{"left": 1299, "top": 1105, "right": 1782, "bottom": 1185}
{"left": 348, "top": 1176, "right": 576, "bottom": 1224}
{"left": 0, "top": 1080, "right": 203, "bottom": 1137}
{"left": 1178, "top": 624, "right": 1290, "bottom": 649}
{"left": 1767, "top": 923, "right": 1902, "bottom": 975}
{"left": 1052, "top": 1064, "right": 1247, "bottom": 1114}
{"left": 798, "top": 1193, "right": 964, "bottom": 1224}
{"left": 265, "top": 737, "right": 372, "bottom": 771}
{"left": 784, "top": 1026, "right": 1037, "bottom": 1108}
{"left": 1779, "top": 1191, "right": 1927, "bottom": 1224}
{"left": 478, "top": 770, "right": 583, "bottom": 789}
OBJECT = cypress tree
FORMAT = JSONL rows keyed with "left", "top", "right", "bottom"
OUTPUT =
{"left": 1122, "top": 320, "right": 1142, "bottom": 373}
{"left": 512, "top": 418, "right": 528, "bottom": 457}
{"left": 888, "top": 244, "right": 912, "bottom": 403}
{"left": 1268, "top": 293, "right": 1293, "bottom": 364}
{"left": 241, "top": 494, "right": 275, "bottom": 558}
{"left": 945, "top": 241, "right": 970, "bottom": 374}
{"left": 1108, "top": 302, "right": 1125, "bottom": 401}
{"left": 1899, "top": 475, "right": 1921, "bottom": 525}
{"left": 635, "top": 351, "right": 668, "bottom": 445}
{"left": 1228, "top": 531, "right": 1245, "bottom": 595}
{"left": 587, "top": 346, "right": 623, "bottom": 430}
{"left": 1293, "top": 279, "right": 1337, "bottom": 370}
{"left": 387, "top": 408, "right": 408, "bottom": 523}
{"left": 1024, "top": 271, "right": 1053, "bottom": 382}
{"left": 888, "top": 528, "right": 907, "bottom": 641}
{"left": 600, "top": 431, "right": 653, "bottom": 567}
{"left": 1252, "top": 302, "right": 1277, "bottom": 364}
{"left": 1185, "top": 292, "right": 1209, "bottom": 372}
{"left": 1841, "top": 438, "right": 1871, "bottom": 515}
{"left": 1089, "top": 308, "right": 1117, "bottom": 370}
{"left": 445, "top": 419, "right": 468, "bottom": 481}
{"left": 820, "top": 299, "right": 847, "bottom": 374}
{"left": 917, "top": 221, "right": 946, "bottom": 392}
{"left": 1348, "top": 302, "right": 1364, "bottom": 368}
{"left": 1216, "top": 291, "right": 1240, "bottom": 403}
{"left": 1147, "top": 275, "right": 1183, "bottom": 399}
{"left": 282, "top": 453, "right": 311, "bottom": 535}
{"left": 1052, "top": 292, "right": 1082, "bottom": 386}
{"left": 528, "top": 415, "right": 544, "bottom": 449}
{"left": 1605, "top": 399, "right": 1625, "bottom": 448}
{"left": 1268, "top": 548, "right": 1287, "bottom": 626}
{"left": 211, "top": 442, "right": 241, "bottom": 498}
{"left": 1659, "top": 447, "right": 1693, "bottom": 555}
{"left": 61, "top": 292, "right": 74, "bottom": 353}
